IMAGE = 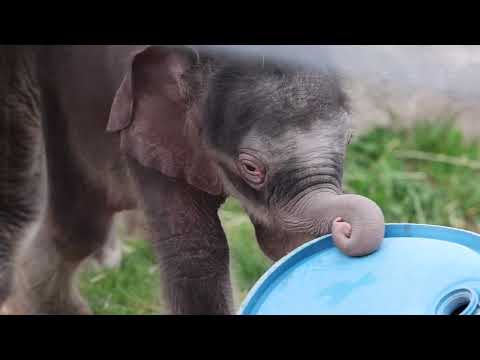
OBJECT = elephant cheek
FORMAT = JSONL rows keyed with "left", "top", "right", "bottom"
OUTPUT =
{"left": 253, "top": 221, "right": 312, "bottom": 262}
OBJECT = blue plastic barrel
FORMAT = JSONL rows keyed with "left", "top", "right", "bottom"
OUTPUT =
{"left": 238, "top": 224, "right": 480, "bottom": 315}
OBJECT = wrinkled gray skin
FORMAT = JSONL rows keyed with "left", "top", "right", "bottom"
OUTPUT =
{"left": 0, "top": 45, "right": 384, "bottom": 315}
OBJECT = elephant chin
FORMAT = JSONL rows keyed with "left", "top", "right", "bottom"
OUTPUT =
{"left": 254, "top": 192, "right": 385, "bottom": 261}
{"left": 253, "top": 221, "right": 313, "bottom": 262}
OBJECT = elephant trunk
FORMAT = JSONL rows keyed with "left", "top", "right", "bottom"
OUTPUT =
{"left": 255, "top": 192, "right": 385, "bottom": 261}
{"left": 293, "top": 192, "right": 385, "bottom": 256}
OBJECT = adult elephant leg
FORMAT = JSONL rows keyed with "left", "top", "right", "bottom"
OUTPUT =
{"left": 127, "top": 158, "right": 233, "bottom": 315}
{"left": 1, "top": 113, "right": 117, "bottom": 315}
{"left": 92, "top": 216, "right": 124, "bottom": 270}
{"left": 2, "top": 211, "right": 115, "bottom": 315}
{"left": 0, "top": 46, "right": 43, "bottom": 305}
{"left": 1, "top": 174, "right": 116, "bottom": 315}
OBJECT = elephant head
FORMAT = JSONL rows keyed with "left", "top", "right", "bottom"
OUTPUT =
{"left": 107, "top": 45, "right": 385, "bottom": 262}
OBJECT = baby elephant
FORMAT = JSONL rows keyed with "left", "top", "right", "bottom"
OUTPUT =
{"left": 0, "top": 45, "right": 384, "bottom": 315}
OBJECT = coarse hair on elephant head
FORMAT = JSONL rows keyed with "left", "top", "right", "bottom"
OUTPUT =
{"left": 107, "top": 45, "right": 385, "bottom": 262}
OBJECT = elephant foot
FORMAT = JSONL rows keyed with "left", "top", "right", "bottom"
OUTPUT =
{"left": 91, "top": 229, "right": 123, "bottom": 270}
{"left": 93, "top": 244, "right": 123, "bottom": 270}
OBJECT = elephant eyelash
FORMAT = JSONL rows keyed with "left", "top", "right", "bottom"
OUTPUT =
{"left": 237, "top": 153, "right": 267, "bottom": 189}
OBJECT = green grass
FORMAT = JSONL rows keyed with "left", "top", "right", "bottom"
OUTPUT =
{"left": 80, "top": 119, "right": 480, "bottom": 314}
{"left": 80, "top": 240, "right": 163, "bottom": 315}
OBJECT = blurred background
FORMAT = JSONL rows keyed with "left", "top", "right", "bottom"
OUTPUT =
{"left": 79, "top": 45, "right": 480, "bottom": 314}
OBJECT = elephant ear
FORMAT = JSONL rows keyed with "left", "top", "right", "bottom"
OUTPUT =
{"left": 107, "top": 46, "right": 223, "bottom": 196}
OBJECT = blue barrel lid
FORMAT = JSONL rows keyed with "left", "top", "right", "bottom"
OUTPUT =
{"left": 238, "top": 224, "right": 480, "bottom": 315}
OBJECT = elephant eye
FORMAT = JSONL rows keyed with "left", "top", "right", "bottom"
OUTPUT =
{"left": 237, "top": 153, "right": 266, "bottom": 187}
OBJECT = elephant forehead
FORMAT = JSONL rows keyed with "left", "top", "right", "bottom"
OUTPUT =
{"left": 239, "top": 109, "right": 351, "bottom": 160}
{"left": 205, "top": 65, "right": 350, "bottom": 156}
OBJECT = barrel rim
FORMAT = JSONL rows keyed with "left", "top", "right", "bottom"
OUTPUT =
{"left": 237, "top": 223, "right": 480, "bottom": 315}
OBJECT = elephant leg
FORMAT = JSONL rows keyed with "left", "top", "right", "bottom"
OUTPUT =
{"left": 1, "top": 191, "right": 115, "bottom": 315}
{"left": 0, "top": 48, "right": 43, "bottom": 305}
{"left": 128, "top": 158, "right": 233, "bottom": 315}
{"left": 91, "top": 216, "right": 123, "bottom": 270}
{"left": 1, "top": 109, "right": 117, "bottom": 315}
